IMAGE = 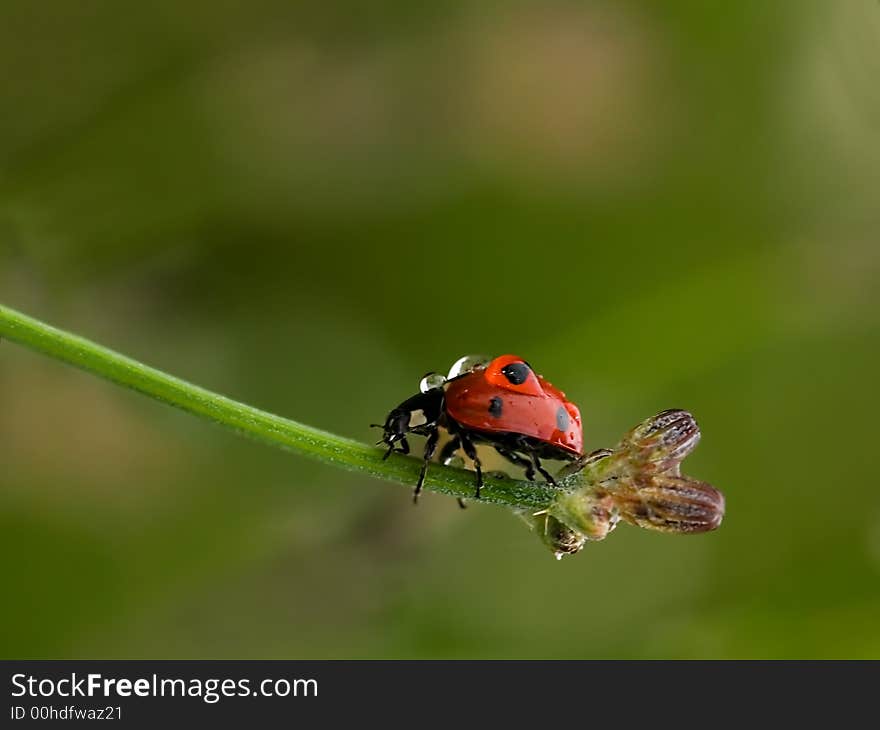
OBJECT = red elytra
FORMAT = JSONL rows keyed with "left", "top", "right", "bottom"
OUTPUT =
{"left": 444, "top": 354, "right": 583, "bottom": 456}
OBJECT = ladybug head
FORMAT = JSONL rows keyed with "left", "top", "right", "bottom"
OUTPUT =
{"left": 482, "top": 354, "right": 545, "bottom": 397}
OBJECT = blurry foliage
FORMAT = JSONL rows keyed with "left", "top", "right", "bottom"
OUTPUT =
{"left": 1, "top": 0, "right": 878, "bottom": 658}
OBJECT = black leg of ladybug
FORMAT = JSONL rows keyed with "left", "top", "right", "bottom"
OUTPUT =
{"left": 413, "top": 427, "right": 439, "bottom": 504}
{"left": 382, "top": 435, "right": 410, "bottom": 461}
{"left": 458, "top": 430, "right": 483, "bottom": 499}
{"left": 529, "top": 452, "right": 557, "bottom": 486}
{"left": 512, "top": 436, "right": 557, "bottom": 485}
{"left": 493, "top": 446, "right": 536, "bottom": 481}
{"left": 437, "top": 436, "right": 461, "bottom": 465}
{"left": 437, "top": 436, "right": 468, "bottom": 509}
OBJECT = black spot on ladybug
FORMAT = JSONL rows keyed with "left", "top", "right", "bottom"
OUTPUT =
{"left": 501, "top": 362, "right": 530, "bottom": 385}
{"left": 488, "top": 396, "right": 503, "bottom": 418}
{"left": 556, "top": 405, "right": 570, "bottom": 431}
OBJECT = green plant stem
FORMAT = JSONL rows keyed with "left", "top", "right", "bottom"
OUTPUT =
{"left": 0, "top": 303, "right": 557, "bottom": 507}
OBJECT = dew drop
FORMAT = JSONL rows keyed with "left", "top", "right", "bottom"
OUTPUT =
{"left": 447, "top": 354, "right": 490, "bottom": 379}
{"left": 419, "top": 372, "right": 447, "bottom": 393}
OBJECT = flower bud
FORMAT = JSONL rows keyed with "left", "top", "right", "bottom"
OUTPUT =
{"left": 521, "top": 409, "right": 724, "bottom": 556}
{"left": 540, "top": 515, "right": 589, "bottom": 559}
{"left": 615, "top": 475, "right": 725, "bottom": 533}
{"left": 516, "top": 510, "right": 587, "bottom": 559}
{"left": 550, "top": 489, "right": 619, "bottom": 542}
{"left": 617, "top": 409, "right": 701, "bottom": 475}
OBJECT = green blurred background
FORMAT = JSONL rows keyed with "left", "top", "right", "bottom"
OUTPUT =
{"left": 1, "top": 1, "right": 878, "bottom": 659}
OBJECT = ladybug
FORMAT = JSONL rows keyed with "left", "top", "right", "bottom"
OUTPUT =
{"left": 374, "top": 354, "right": 584, "bottom": 502}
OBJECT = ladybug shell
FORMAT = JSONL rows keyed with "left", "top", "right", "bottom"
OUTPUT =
{"left": 443, "top": 354, "right": 583, "bottom": 456}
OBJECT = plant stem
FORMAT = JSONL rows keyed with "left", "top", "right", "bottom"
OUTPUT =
{"left": 0, "top": 303, "right": 556, "bottom": 507}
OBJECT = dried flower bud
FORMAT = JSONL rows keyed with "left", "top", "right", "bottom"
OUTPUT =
{"left": 614, "top": 475, "right": 725, "bottom": 533}
{"left": 522, "top": 409, "right": 724, "bottom": 556}
{"left": 617, "top": 409, "right": 701, "bottom": 476}
{"left": 516, "top": 510, "right": 587, "bottom": 559}
{"left": 541, "top": 515, "right": 589, "bottom": 559}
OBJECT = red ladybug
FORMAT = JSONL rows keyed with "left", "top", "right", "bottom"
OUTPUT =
{"left": 374, "top": 354, "right": 584, "bottom": 501}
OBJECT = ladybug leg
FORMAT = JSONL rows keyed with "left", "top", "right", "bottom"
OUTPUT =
{"left": 382, "top": 436, "right": 409, "bottom": 460}
{"left": 437, "top": 437, "right": 468, "bottom": 508}
{"left": 518, "top": 445, "right": 556, "bottom": 486}
{"left": 413, "top": 427, "right": 439, "bottom": 504}
{"left": 493, "top": 446, "right": 536, "bottom": 481}
{"left": 437, "top": 436, "right": 462, "bottom": 465}
{"left": 458, "top": 431, "right": 484, "bottom": 499}
{"left": 531, "top": 454, "right": 557, "bottom": 486}
{"left": 512, "top": 436, "right": 557, "bottom": 485}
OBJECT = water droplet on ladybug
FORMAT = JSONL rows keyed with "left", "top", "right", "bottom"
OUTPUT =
{"left": 419, "top": 372, "right": 447, "bottom": 393}
{"left": 447, "top": 354, "right": 490, "bottom": 379}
